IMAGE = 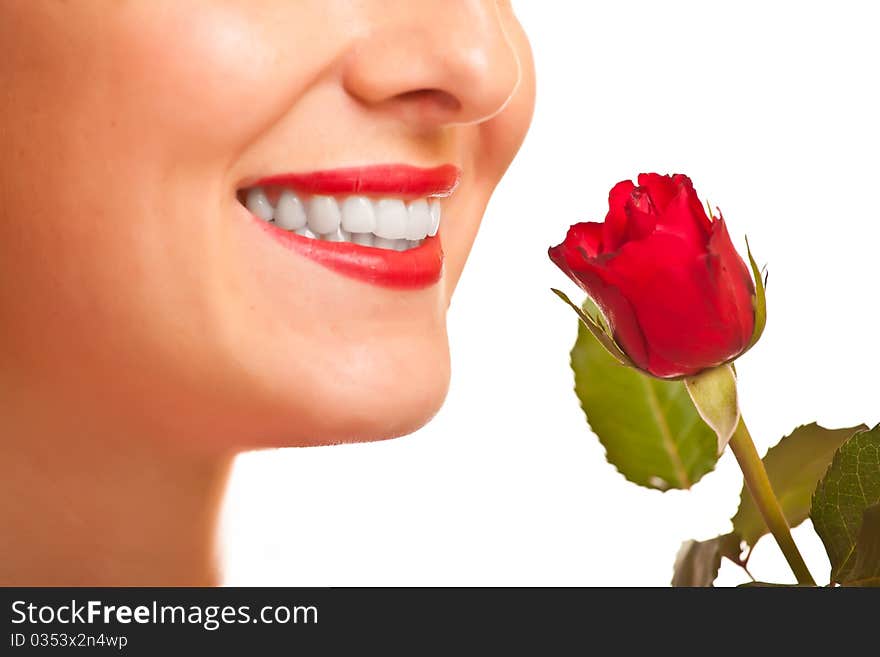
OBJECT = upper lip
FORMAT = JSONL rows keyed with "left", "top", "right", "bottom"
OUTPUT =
{"left": 244, "top": 163, "right": 461, "bottom": 198}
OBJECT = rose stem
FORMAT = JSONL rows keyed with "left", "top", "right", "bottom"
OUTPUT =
{"left": 728, "top": 418, "right": 817, "bottom": 586}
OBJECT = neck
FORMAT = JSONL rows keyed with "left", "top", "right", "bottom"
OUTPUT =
{"left": 0, "top": 412, "right": 233, "bottom": 586}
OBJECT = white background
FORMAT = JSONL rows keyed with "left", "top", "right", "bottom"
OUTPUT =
{"left": 221, "top": 1, "right": 880, "bottom": 586}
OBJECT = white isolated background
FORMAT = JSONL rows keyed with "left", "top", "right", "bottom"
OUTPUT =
{"left": 222, "top": 1, "right": 880, "bottom": 586}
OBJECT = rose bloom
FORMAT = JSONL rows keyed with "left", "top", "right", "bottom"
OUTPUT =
{"left": 549, "top": 174, "right": 756, "bottom": 379}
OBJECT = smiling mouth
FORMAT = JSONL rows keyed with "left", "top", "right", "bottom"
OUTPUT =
{"left": 237, "top": 164, "right": 459, "bottom": 252}
{"left": 242, "top": 189, "right": 441, "bottom": 252}
{"left": 237, "top": 164, "right": 460, "bottom": 289}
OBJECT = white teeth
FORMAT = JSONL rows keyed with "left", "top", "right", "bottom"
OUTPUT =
{"left": 373, "top": 199, "right": 408, "bottom": 239}
{"left": 374, "top": 237, "right": 405, "bottom": 251}
{"left": 321, "top": 227, "right": 350, "bottom": 242}
{"left": 428, "top": 200, "right": 441, "bottom": 237}
{"left": 307, "top": 195, "right": 342, "bottom": 235}
{"left": 341, "top": 196, "right": 376, "bottom": 233}
{"left": 406, "top": 200, "right": 431, "bottom": 240}
{"left": 246, "top": 188, "right": 274, "bottom": 222}
{"left": 371, "top": 237, "right": 422, "bottom": 251}
{"left": 244, "top": 187, "right": 441, "bottom": 252}
{"left": 275, "top": 191, "right": 307, "bottom": 230}
{"left": 351, "top": 232, "right": 374, "bottom": 247}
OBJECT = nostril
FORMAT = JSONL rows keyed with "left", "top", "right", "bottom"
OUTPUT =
{"left": 395, "top": 88, "right": 462, "bottom": 114}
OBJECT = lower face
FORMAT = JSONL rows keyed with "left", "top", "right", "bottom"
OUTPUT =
{"left": 0, "top": 1, "right": 535, "bottom": 449}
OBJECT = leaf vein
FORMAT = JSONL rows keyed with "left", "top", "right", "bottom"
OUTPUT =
{"left": 640, "top": 376, "right": 690, "bottom": 488}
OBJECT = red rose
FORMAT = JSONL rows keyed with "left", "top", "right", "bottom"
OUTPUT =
{"left": 549, "top": 173, "right": 756, "bottom": 378}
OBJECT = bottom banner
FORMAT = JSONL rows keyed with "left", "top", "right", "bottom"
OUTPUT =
{"left": 0, "top": 587, "right": 869, "bottom": 653}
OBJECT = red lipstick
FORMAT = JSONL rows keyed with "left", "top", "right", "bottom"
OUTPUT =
{"left": 253, "top": 224, "right": 443, "bottom": 289}
{"left": 243, "top": 164, "right": 459, "bottom": 289}
{"left": 253, "top": 164, "right": 460, "bottom": 198}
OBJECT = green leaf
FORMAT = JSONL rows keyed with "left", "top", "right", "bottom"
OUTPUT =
{"left": 571, "top": 317, "right": 719, "bottom": 490}
{"left": 845, "top": 504, "right": 880, "bottom": 587}
{"left": 731, "top": 423, "right": 867, "bottom": 546}
{"left": 671, "top": 533, "right": 742, "bottom": 587}
{"left": 811, "top": 425, "right": 880, "bottom": 584}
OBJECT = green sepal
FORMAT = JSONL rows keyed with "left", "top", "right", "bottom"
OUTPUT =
{"left": 551, "top": 288, "right": 633, "bottom": 368}
{"left": 684, "top": 364, "right": 740, "bottom": 454}
{"left": 744, "top": 236, "right": 767, "bottom": 351}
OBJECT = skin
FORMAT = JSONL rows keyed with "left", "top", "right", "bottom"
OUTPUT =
{"left": 0, "top": 0, "right": 534, "bottom": 585}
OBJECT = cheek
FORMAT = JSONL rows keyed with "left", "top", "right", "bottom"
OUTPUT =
{"left": 0, "top": 4, "right": 354, "bottom": 443}
{"left": 101, "top": 6, "right": 313, "bottom": 159}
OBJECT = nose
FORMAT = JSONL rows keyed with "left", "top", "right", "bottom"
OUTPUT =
{"left": 342, "top": 0, "right": 521, "bottom": 128}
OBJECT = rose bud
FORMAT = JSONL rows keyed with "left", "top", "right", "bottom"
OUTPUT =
{"left": 549, "top": 173, "right": 759, "bottom": 379}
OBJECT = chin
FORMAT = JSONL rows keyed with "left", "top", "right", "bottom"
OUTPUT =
{"left": 231, "top": 327, "right": 452, "bottom": 450}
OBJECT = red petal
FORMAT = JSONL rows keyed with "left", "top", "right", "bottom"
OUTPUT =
{"left": 623, "top": 187, "right": 658, "bottom": 243}
{"left": 637, "top": 173, "right": 679, "bottom": 213}
{"left": 602, "top": 232, "right": 747, "bottom": 377}
{"left": 706, "top": 218, "right": 756, "bottom": 350}
{"left": 675, "top": 174, "right": 713, "bottom": 235}
{"left": 567, "top": 221, "right": 604, "bottom": 258}
{"left": 653, "top": 178, "right": 713, "bottom": 242}
{"left": 549, "top": 221, "right": 604, "bottom": 263}
{"left": 602, "top": 179, "right": 636, "bottom": 253}
{"left": 548, "top": 221, "right": 605, "bottom": 284}
{"left": 556, "top": 256, "right": 651, "bottom": 371}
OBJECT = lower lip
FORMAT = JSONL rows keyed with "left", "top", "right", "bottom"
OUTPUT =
{"left": 252, "top": 216, "right": 443, "bottom": 289}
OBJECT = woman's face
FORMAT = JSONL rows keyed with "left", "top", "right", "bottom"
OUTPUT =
{"left": 0, "top": 1, "right": 534, "bottom": 448}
